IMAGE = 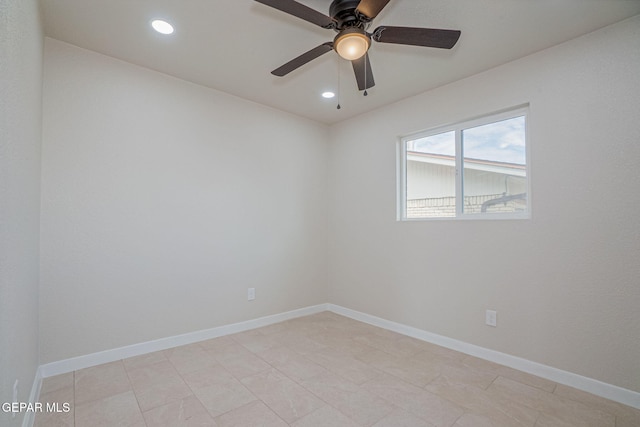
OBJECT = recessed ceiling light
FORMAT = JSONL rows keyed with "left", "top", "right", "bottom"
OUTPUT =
{"left": 151, "top": 19, "right": 174, "bottom": 35}
{"left": 322, "top": 92, "right": 335, "bottom": 99}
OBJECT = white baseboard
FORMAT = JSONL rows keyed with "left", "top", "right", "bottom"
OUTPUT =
{"left": 39, "top": 304, "right": 328, "bottom": 379}
{"left": 31, "top": 302, "right": 639, "bottom": 416}
{"left": 21, "top": 366, "right": 42, "bottom": 427}
{"left": 24, "top": 304, "right": 324, "bottom": 427}
{"left": 328, "top": 304, "right": 640, "bottom": 410}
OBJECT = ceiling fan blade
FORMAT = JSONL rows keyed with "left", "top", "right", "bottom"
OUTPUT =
{"left": 355, "top": 0, "right": 392, "bottom": 21}
{"left": 351, "top": 53, "right": 375, "bottom": 90}
{"left": 255, "top": 0, "right": 335, "bottom": 28}
{"left": 372, "top": 26, "right": 461, "bottom": 49}
{"left": 271, "top": 42, "right": 334, "bottom": 77}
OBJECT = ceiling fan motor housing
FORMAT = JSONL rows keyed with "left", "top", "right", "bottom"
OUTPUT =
{"left": 330, "top": 0, "right": 366, "bottom": 30}
{"left": 254, "top": 0, "right": 461, "bottom": 91}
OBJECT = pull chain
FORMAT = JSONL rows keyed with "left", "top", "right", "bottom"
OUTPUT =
{"left": 337, "top": 58, "right": 341, "bottom": 110}
{"left": 363, "top": 55, "right": 368, "bottom": 97}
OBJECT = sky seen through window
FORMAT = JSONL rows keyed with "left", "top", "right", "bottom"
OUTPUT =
{"left": 408, "top": 116, "right": 526, "bottom": 165}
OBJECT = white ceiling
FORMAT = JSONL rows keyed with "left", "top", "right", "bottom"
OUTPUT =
{"left": 40, "top": 0, "right": 640, "bottom": 124}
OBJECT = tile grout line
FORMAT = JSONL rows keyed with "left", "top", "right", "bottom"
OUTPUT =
{"left": 36, "top": 312, "right": 640, "bottom": 426}
{"left": 121, "top": 359, "right": 148, "bottom": 427}
{"left": 173, "top": 342, "right": 267, "bottom": 424}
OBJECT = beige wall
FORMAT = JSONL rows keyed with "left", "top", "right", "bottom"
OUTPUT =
{"left": 26, "top": 8, "right": 640, "bottom": 402}
{"left": 0, "top": 0, "right": 43, "bottom": 425}
{"left": 327, "top": 16, "right": 640, "bottom": 393}
{"left": 39, "top": 39, "right": 329, "bottom": 363}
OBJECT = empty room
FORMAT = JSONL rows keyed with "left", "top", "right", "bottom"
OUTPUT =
{"left": 2, "top": 0, "right": 640, "bottom": 426}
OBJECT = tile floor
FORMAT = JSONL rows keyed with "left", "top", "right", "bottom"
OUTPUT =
{"left": 35, "top": 311, "right": 640, "bottom": 426}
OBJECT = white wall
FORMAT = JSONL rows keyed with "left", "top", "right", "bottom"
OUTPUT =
{"left": 0, "top": 0, "right": 43, "bottom": 425}
{"left": 40, "top": 39, "right": 328, "bottom": 363}
{"left": 34, "top": 9, "right": 640, "bottom": 399}
{"left": 328, "top": 15, "right": 640, "bottom": 393}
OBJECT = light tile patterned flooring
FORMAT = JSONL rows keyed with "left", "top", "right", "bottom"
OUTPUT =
{"left": 35, "top": 311, "right": 640, "bottom": 426}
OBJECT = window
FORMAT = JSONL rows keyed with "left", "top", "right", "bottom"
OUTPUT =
{"left": 398, "top": 106, "right": 529, "bottom": 220}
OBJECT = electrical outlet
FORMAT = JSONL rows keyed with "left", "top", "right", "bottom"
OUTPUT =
{"left": 485, "top": 310, "right": 497, "bottom": 327}
{"left": 247, "top": 288, "right": 255, "bottom": 301}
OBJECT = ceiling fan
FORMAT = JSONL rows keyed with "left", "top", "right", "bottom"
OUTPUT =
{"left": 254, "top": 0, "right": 461, "bottom": 91}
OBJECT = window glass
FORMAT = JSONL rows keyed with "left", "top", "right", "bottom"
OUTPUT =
{"left": 462, "top": 116, "right": 527, "bottom": 214}
{"left": 406, "top": 131, "right": 455, "bottom": 218}
{"left": 400, "top": 107, "right": 528, "bottom": 220}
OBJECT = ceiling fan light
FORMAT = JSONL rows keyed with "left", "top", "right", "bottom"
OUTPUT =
{"left": 334, "top": 29, "right": 370, "bottom": 61}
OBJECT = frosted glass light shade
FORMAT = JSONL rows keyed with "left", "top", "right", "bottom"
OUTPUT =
{"left": 334, "top": 30, "right": 370, "bottom": 60}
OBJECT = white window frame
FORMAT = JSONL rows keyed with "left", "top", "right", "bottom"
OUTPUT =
{"left": 397, "top": 105, "right": 531, "bottom": 221}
